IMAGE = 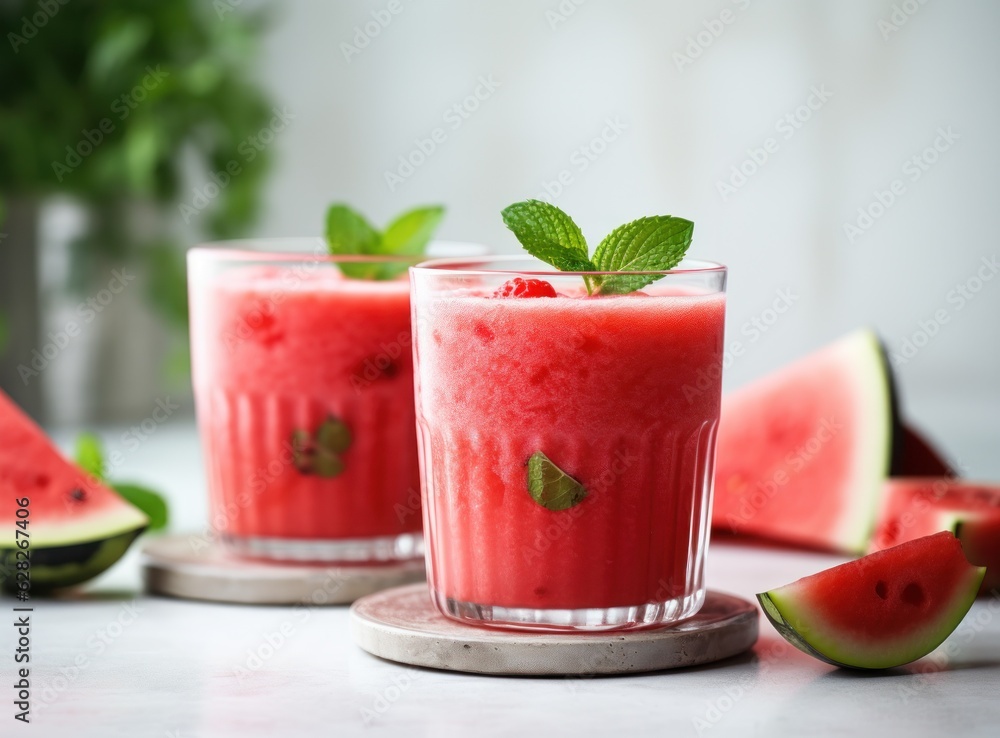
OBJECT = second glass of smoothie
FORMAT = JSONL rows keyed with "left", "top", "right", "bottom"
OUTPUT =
{"left": 410, "top": 256, "right": 727, "bottom": 629}
{"left": 189, "top": 240, "right": 427, "bottom": 562}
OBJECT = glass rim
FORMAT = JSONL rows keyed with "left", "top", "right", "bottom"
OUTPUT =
{"left": 188, "top": 238, "right": 483, "bottom": 265}
{"left": 410, "top": 254, "right": 727, "bottom": 278}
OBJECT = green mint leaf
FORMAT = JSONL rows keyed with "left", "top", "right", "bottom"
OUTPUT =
{"left": 75, "top": 433, "right": 106, "bottom": 480}
{"left": 312, "top": 451, "right": 345, "bottom": 479}
{"left": 290, "top": 417, "right": 351, "bottom": 478}
{"left": 316, "top": 416, "right": 352, "bottom": 454}
{"left": 325, "top": 204, "right": 381, "bottom": 255}
{"left": 591, "top": 216, "right": 694, "bottom": 294}
{"left": 325, "top": 204, "right": 385, "bottom": 280}
{"left": 501, "top": 200, "right": 596, "bottom": 273}
{"left": 325, "top": 203, "right": 446, "bottom": 280}
{"left": 527, "top": 451, "right": 587, "bottom": 511}
{"left": 112, "top": 483, "right": 169, "bottom": 531}
{"left": 383, "top": 206, "right": 445, "bottom": 256}
{"left": 375, "top": 205, "right": 446, "bottom": 279}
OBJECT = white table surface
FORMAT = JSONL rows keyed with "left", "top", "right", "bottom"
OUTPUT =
{"left": 8, "top": 422, "right": 1000, "bottom": 738}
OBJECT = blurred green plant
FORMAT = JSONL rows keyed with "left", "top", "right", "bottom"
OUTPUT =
{"left": 75, "top": 432, "right": 170, "bottom": 531}
{"left": 0, "top": 0, "right": 275, "bottom": 368}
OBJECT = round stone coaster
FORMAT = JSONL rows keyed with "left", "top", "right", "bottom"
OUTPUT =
{"left": 142, "top": 534, "right": 425, "bottom": 605}
{"left": 350, "top": 584, "right": 759, "bottom": 676}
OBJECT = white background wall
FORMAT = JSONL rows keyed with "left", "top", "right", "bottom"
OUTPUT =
{"left": 219, "top": 0, "right": 998, "bottom": 472}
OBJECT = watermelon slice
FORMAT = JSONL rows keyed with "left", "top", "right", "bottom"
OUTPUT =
{"left": 713, "top": 330, "right": 893, "bottom": 553}
{"left": 711, "top": 329, "right": 954, "bottom": 554}
{"left": 0, "top": 390, "right": 148, "bottom": 590}
{"left": 872, "top": 478, "right": 1000, "bottom": 595}
{"left": 758, "top": 532, "right": 984, "bottom": 669}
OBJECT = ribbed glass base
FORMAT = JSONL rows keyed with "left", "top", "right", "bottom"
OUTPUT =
{"left": 431, "top": 586, "right": 706, "bottom": 632}
{"left": 222, "top": 532, "right": 423, "bottom": 564}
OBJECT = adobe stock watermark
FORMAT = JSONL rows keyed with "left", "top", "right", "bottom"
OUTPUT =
{"left": 520, "top": 447, "right": 638, "bottom": 565}
{"left": 889, "top": 254, "right": 998, "bottom": 367}
{"left": 340, "top": 0, "right": 404, "bottom": 62}
{"left": 384, "top": 74, "right": 501, "bottom": 192}
{"left": 716, "top": 85, "right": 833, "bottom": 202}
{"left": 843, "top": 126, "right": 960, "bottom": 244}
{"left": 7, "top": 0, "right": 70, "bottom": 53}
{"left": 691, "top": 640, "right": 790, "bottom": 733}
{"left": 189, "top": 422, "right": 323, "bottom": 553}
{"left": 683, "top": 287, "right": 800, "bottom": 403}
{"left": 534, "top": 116, "right": 628, "bottom": 203}
{"left": 178, "top": 106, "right": 295, "bottom": 223}
{"left": 73, "top": 396, "right": 181, "bottom": 509}
{"left": 218, "top": 244, "right": 326, "bottom": 354}
{"left": 878, "top": 0, "right": 932, "bottom": 41}
{"left": 350, "top": 330, "right": 411, "bottom": 393}
{"left": 546, "top": 0, "right": 589, "bottom": 30}
{"left": 896, "top": 593, "right": 1000, "bottom": 704}
{"left": 51, "top": 65, "right": 170, "bottom": 182}
{"left": 233, "top": 570, "right": 347, "bottom": 683}
{"left": 214, "top": 0, "right": 253, "bottom": 21}
{"left": 32, "top": 601, "right": 143, "bottom": 717}
{"left": 360, "top": 667, "right": 423, "bottom": 725}
{"left": 17, "top": 268, "right": 136, "bottom": 384}
{"left": 673, "top": 0, "right": 753, "bottom": 71}
{"left": 723, "top": 416, "right": 843, "bottom": 531}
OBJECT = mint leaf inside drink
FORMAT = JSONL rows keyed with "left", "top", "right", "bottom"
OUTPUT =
{"left": 499, "top": 200, "right": 694, "bottom": 294}
{"left": 325, "top": 203, "right": 446, "bottom": 280}
{"left": 527, "top": 451, "right": 587, "bottom": 511}
{"left": 290, "top": 415, "right": 352, "bottom": 478}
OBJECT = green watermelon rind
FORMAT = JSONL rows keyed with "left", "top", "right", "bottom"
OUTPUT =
{"left": 757, "top": 564, "right": 984, "bottom": 670}
{"left": 836, "top": 330, "right": 896, "bottom": 553}
{"left": 712, "top": 329, "right": 895, "bottom": 554}
{"left": 0, "top": 529, "right": 146, "bottom": 592}
{"left": 0, "top": 389, "right": 150, "bottom": 589}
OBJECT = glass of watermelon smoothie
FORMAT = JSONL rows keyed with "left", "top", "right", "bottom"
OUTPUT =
{"left": 189, "top": 239, "right": 442, "bottom": 562}
{"left": 410, "top": 256, "right": 727, "bottom": 630}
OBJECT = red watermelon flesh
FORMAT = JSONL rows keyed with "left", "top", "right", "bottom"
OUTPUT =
{"left": 872, "top": 478, "right": 1000, "bottom": 595}
{"left": 956, "top": 517, "right": 1000, "bottom": 596}
{"left": 758, "top": 531, "right": 984, "bottom": 669}
{"left": 0, "top": 389, "right": 148, "bottom": 589}
{"left": 713, "top": 330, "right": 892, "bottom": 554}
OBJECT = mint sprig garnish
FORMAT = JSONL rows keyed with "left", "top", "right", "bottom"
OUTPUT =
{"left": 501, "top": 200, "right": 693, "bottom": 294}
{"left": 74, "top": 433, "right": 170, "bottom": 531}
{"left": 527, "top": 451, "right": 587, "bottom": 511}
{"left": 325, "top": 203, "right": 444, "bottom": 280}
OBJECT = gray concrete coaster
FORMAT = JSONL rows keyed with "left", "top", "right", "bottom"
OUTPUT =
{"left": 350, "top": 584, "right": 759, "bottom": 675}
{"left": 142, "top": 534, "right": 425, "bottom": 605}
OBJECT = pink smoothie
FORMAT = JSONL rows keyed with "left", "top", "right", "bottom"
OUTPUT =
{"left": 190, "top": 263, "right": 421, "bottom": 549}
{"left": 413, "top": 286, "right": 726, "bottom": 611}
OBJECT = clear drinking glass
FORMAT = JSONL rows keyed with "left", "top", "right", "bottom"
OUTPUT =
{"left": 410, "top": 256, "right": 727, "bottom": 629}
{"left": 188, "top": 238, "right": 466, "bottom": 563}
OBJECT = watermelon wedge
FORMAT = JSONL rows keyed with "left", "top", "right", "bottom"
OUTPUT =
{"left": 758, "top": 532, "right": 984, "bottom": 669}
{"left": 713, "top": 330, "right": 893, "bottom": 553}
{"left": 0, "top": 390, "right": 148, "bottom": 590}
{"left": 872, "top": 478, "right": 1000, "bottom": 595}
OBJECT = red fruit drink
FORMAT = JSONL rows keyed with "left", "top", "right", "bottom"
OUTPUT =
{"left": 188, "top": 246, "right": 423, "bottom": 562}
{"left": 411, "top": 258, "right": 727, "bottom": 629}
